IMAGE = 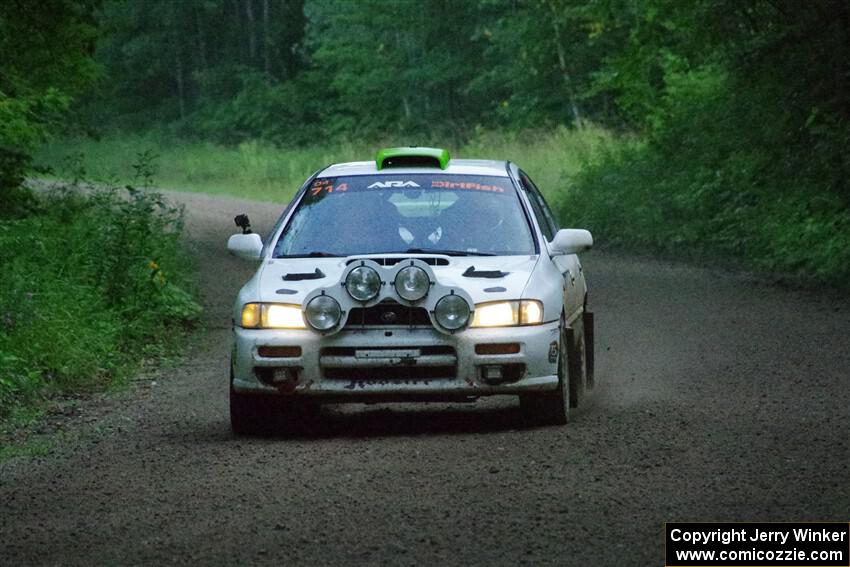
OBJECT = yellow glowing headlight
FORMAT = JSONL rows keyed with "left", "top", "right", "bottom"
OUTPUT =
{"left": 240, "top": 303, "right": 307, "bottom": 329}
{"left": 241, "top": 303, "right": 261, "bottom": 327}
{"left": 472, "top": 301, "right": 517, "bottom": 327}
{"left": 263, "top": 304, "right": 307, "bottom": 329}
{"left": 520, "top": 300, "right": 543, "bottom": 325}
{"left": 471, "top": 300, "right": 544, "bottom": 327}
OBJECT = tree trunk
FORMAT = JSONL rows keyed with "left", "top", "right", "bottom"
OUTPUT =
{"left": 402, "top": 96, "right": 411, "bottom": 120}
{"left": 393, "top": 31, "right": 412, "bottom": 120}
{"left": 245, "top": 0, "right": 257, "bottom": 64}
{"left": 263, "top": 0, "right": 271, "bottom": 75}
{"left": 230, "top": 0, "right": 244, "bottom": 63}
{"left": 194, "top": 4, "right": 208, "bottom": 71}
{"left": 171, "top": 4, "right": 186, "bottom": 119}
{"left": 547, "top": 2, "right": 584, "bottom": 129}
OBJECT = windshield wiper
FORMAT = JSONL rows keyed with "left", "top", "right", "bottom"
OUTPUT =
{"left": 400, "top": 248, "right": 495, "bottom": 257}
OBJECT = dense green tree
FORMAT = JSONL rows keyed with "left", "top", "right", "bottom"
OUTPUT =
{"left": 0, "top": 0, "right": 100, "bottom": 212}
{"left": 588, "top": 0, "right": 850, "bottom": 200}
{"left": 305, "top": 0, "right": 490, "bottom": 138}
{"left": 467, "top": 0, "right": 621, "bottom": 128}
{"left": 562, "top": 0, "right": 850, "bottom": 283}
{"left": 4, "top": 0, "right": 847, "bottom": 284}
{"left": 19, "top": 0, "right": 850, "bottom": 215}
{"left": 88, "top": 0, "right": 306, "bottom": 136}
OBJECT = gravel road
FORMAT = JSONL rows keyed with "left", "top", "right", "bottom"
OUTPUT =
{"left": 1, "top": 191, "right": 848, "bottom": 566}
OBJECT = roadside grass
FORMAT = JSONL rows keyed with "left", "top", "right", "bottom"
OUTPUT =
{"left": 0, "top": 165, "right": 202, "bottom": 435}
{"left": 0, "top": 398, "right": 117, "bottom": 462}
{"left": 36, "top": 126, "right": 611, "bottom": 204}
{"left": 36, "top": 125, "right": 849, "bottom": 288}
{"left": 0, "top": 437, "right": 52, "bottom": 462}
{"left": 37, "top": 135, "right": 372, "bottom": 202}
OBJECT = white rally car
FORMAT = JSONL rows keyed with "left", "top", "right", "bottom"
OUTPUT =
{"left": 227, "top": 147, "right": 594, "bottom": 434}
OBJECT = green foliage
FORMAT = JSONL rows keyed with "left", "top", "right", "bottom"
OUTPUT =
{"left": 0, "top": 160, "right": 200, "bottom": 418}
{"left": 561, "top": 66, "right": 850, "bottom": 286}
{"left": 190, "top": 70, "right": 324, "bottom": 145}
{"left": 307, "top": 0, "right": 494, "bottom": 136}
{"left": 0, "top": 148, "right": 37, "bottom": 217}
{"left": 84, "top": 0, "right": 620, "bottom": 140}
{"left": 0, "top": 89, "right": 72, "bottom": 153}
{"left": 25, "top": 0, "right": 850, "bottom": 290}
{"left": 0, "top": 0, "right": 100, "bottom": 214}
{"left": 467, "top": 0, "right": 618, "bottom": 128}
{"left": 89, "top": 0, "right": 307, "bottom": 132}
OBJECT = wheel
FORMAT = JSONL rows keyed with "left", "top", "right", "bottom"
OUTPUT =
{"left": 230, "top": 364, "right": 321, "bottom": 435}
{"left": 229, "top": 361, "right": 279, "bottom": 435}
{"left": 230, "top": 384, "right": 277, "bottom": 436}
{"left": 520, "top": 325, "right": 570, "bottom": 425}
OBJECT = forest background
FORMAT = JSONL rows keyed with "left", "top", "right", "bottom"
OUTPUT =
{"left": 1, "top": 0, "right": 849, "bottom": 423}
{"left": 24, "top": 0, "right": 850, "bottom": 283}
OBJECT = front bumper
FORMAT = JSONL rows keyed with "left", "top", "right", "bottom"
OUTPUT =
{"left": 231, "top": 322, "right": 561, "bottom": 400}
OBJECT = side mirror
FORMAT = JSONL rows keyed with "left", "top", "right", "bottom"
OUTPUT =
{"left": 549, "top": 229, "right": 593, "bottom": 256}
{"left": 227, "top": 233, "right": 263, "bottom": 261}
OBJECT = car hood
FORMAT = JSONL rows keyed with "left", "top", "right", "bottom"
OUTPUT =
{"left": 256, "top": 254, "right": 540, "bottom": 304}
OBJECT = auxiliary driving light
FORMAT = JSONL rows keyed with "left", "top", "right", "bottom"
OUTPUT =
{"left": 304, "top": 295, "right": 342, "bottom": 331}
{"left": 346, "top": 265, "right": 381, "bottom": 301}
{"left": 434, "top": 294, "right": 471, "bottom": 330}
{"left": 394, "top": 265, "right": 430, "bottom": 301}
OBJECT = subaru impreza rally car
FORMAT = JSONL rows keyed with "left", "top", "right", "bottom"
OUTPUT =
{"left": 227, "top": 147, "right": 594, "bottom": 434}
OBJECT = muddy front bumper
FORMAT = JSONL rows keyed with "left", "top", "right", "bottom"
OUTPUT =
{"left": 231, "top": 322, "right": 561, "bottom": 401}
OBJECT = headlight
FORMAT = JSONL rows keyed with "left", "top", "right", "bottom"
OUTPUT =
{"left": 345, "top": 266, "right": 381, "bottom": 301}
{"left": 241, "top": 303, "right": 261, "bottom": 328}
{"left": 520, "top": 300, "right": 543, "bottom": 325}
{"left": 470, "top": 300, "right": 543, "bottom": 327}
{"left": 434, "top": 294, "right": 470, "bottom": 330}
{"left": 394, "top": 266, "right": 430, "bottom": 301}
{"left": 240, "top": 303, "right": 306, "bottom": 329}
{"left": 304, "top": 295, "right": 342, "bottom": 331}
{"left": 264, "top": 304, "right": 306, "bottom": 328}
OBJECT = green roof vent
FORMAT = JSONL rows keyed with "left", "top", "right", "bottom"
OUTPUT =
{"left": 375, "top": 147, "right": 450, "bottom": 170}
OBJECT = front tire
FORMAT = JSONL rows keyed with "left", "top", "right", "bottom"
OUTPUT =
{"left": 230, "top": 384, "right": 277, "bottom": 436}
{"left": 230, "top": 364, "right": 321, "bottom": 435}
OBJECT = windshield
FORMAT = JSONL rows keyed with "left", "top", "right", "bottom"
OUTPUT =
{"left": 273, "top": 174, "right": 535, "bottom": 257}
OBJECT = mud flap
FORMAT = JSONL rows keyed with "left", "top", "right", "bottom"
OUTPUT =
{"left": 565, "top": 326, "right": 581, "bottom": 409}
{"left": 583, "top": 311, "right": 595, "bottom": 389}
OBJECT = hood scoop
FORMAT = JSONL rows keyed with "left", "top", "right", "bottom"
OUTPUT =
{"left": 462, "top": 266, "right": 509, "bottom": 279}
{"left": 282, "top": 268, "right": 325, "bottom": 281}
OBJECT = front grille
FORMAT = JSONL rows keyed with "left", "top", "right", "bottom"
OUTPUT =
{"left": 345, "top": 301, "right": 431, "bottom": 327}
{"left": 321, "top": 346, "right": 454, "bottom": 357}
{"left": 320, "top": 345, "right": 458, "bottom": 381}
{"left": 324, "top": 366, "right": 456, "bottom": 381}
